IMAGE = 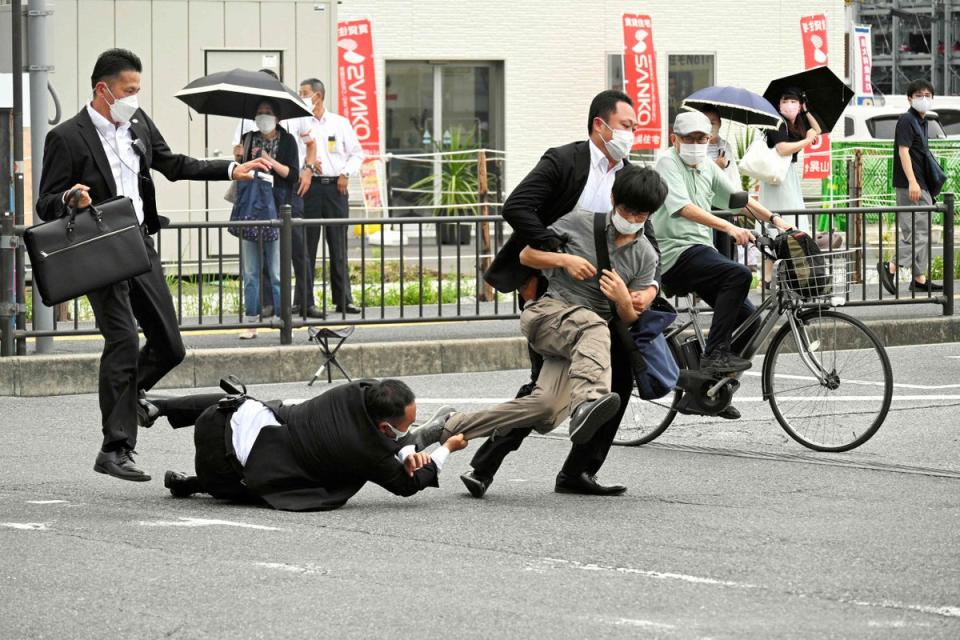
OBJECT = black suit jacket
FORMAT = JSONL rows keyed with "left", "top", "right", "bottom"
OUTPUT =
{"left": 36, "top": 106, "right": 233, "bottom": 233}
{"left": 484, "top": 140, "right": 659, "bottom": 293}
{"left": 242, "top": 381, "right": 439, "bottom": 512}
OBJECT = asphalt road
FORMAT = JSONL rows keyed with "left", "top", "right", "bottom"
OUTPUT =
{"left": 2, "top": 342, "right": 959, "bottom": 638}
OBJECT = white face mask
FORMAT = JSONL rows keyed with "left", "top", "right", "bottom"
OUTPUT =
{"left": 611, "top": 211, "right": 644, "bottom": 235}
{"left": 601, "top": 120, "right": 634, "bottom": 162}
{"left": 911, "top": 96, "right": 933, "bottom": 114}
{"left": 104, "top": 86, "right": 139, "bottom": 124}
{"left": 679, "top": 142, "right": 709, "bottom": 166}
{"left": 255, "top": 114, "right": 277, "bottom": 134}
{"left": 383, "top": 422, "right": 406, "bottom": 441}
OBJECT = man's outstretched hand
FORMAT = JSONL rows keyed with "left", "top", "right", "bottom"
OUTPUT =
{"left": 232, "top": 158, "right": 272, "bottom": 181}
{"left": 404, "top": 451, "right": 432, "bottom": 477}
{"left": 443, "top": 433, "right": 469, "bottom": 452}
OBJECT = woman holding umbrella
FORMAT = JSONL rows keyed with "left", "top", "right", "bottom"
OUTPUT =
{"left": 234, "top": 99, "right": 300, "bottom": 339}
{"left": 760, "top": 87, "right": 822, "bottom": 220}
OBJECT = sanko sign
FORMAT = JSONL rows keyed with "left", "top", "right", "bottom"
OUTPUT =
{"left": 621, "top": 13, "right": 662, "bottom": 150}
{"left": 337, "top": 18, "right": 380, "bottom": 154}
{"left": 337, "top": 18, "right": 385, "bottom": 214}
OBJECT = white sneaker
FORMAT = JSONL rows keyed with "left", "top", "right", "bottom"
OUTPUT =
{"left": 238, "top": 328, "right": 257, "bottom": 340}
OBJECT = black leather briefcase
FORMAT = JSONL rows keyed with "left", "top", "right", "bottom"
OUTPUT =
{"left": 24, "top": 196, "right": 151, "bottom": 306}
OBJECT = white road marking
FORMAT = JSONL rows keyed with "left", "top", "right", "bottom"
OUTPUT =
{"left": 540, "top": 557, "right": 758, "bottom": 588}
{"left": 611, "top": 618, "right": 676, "bottom": 630}
{"left": 539, "top": 557, "right": 960, "bottom": 621}
{"left": 851, "top": 600, "right": 960, "bottom": 619}
{"left": 138, "top": 517, "right": 283, "bottom": 531}
{"left": 744, "top": 371, "right": 960, "bottom": 390}
{"left": 254, "top": 562, "right": 326, "bottom": 575}
{"left": 26, "top": 500, "right": 68, "bottom": 505}
{"left": 1, "top": 522, "right": 49, "bottom": 531}
{"left": 421, "top": 395, "right": 960, "bottom": 404}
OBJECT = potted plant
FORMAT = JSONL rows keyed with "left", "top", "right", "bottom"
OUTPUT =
{"left": 407, "top": 126, "right": 480, "bottom": 245}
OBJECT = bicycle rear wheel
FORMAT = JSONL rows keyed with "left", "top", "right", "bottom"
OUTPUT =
{"left": 763, "top": 308, "right": 892, "bottom": 452}
{"left": 614, "top": 339, "right": 682, "bottom": 446}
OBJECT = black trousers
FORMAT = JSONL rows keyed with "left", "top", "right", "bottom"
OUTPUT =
{"left": 85, "top": 234, "right": 185, "bottom": 452}
{"left": 153, "top": 394, "right": 256, "bottom": 502}
{"left": 302, "top": 180, "right": 352, "bottom": 309}
{"left": 661, "top": 244, "right": 755, "bottom": 355}
{"left": 469, "top": 326, "right": 635, "bottom": 480}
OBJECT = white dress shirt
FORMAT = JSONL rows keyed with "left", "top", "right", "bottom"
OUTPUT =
{"left": 230, "top": 399, "right": 450, "bottom": 472}
{"left": 86, "top": 103, "right": 144, "bottom": 224}
{"left": 233, "top": 116, "right": 314, "bottom": 168}
{"left": 576, "top": 138, "right": 624, "bottom": 213}
{"left": 305, "top": 110, "right": 364, "bottom": 178}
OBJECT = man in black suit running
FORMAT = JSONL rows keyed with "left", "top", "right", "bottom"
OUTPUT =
{"left": 467, "top": 90, "right": 659, "bottom": 498}
{"left": 36, "top": 49, "right": 269, "bottom": 482}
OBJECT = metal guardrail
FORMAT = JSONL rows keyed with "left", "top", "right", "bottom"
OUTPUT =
{"left": 0, "top": 195, "right": 955, "bottom": 355}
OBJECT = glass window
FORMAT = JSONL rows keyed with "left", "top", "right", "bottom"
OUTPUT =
{"left": 667, "top": 55, "right": 715, "bottom": 131}
{"left": 844, "top": 116, "right": 855, "bottom": 137}
{"left": 384, "top": 61, "right": 503, "bottom": 214}
{"left": 607, "top": 53, "right": 624, "bottom": 92}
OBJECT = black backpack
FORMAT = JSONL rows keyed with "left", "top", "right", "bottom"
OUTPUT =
{"left": 772, "top": 229, "right": 829, "bottom": 299}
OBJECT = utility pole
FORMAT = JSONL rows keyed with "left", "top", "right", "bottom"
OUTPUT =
{"left": 27, "top": 0, "right": 52, "bottom": 352}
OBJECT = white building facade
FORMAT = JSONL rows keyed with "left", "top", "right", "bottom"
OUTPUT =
{"left": 41, "top": 0, "right": 846, "bottom": 220}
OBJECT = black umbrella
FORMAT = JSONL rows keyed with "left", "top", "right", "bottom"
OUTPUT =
{"left": 174, "top": 68, "right": 312, "bottom": 120}
{"left": 681, "top": 86, "right": 782, "bottom": 130}
{"left": 763, "top": 66, "right": 854, "bottom": 133}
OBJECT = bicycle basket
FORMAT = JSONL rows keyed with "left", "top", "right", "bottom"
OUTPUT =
{"left": 774, "top": 249, "right": 857, "bottom": 302}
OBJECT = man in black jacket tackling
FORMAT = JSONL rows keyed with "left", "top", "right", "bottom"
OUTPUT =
{"left": 147, "top": 379, "right": 468, "bottom": 511}
{"left": 469, "top": 90, "right": 660, "bottom": 498}
{"left": 36, "top": 49, "right": 270, "bottom": 483}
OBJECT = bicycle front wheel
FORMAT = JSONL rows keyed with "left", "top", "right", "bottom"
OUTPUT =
{"left": 614, "top": 338, "right": 682, "bottom": 446}
{"left": 763, "top": 308, "right": 892, "bottom": 452}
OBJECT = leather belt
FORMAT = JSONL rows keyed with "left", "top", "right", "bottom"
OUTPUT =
{"left": 312, "top": 176, "right": 339, "bottom": 184}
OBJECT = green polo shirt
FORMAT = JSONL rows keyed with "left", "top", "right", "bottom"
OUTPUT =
{"left": 651, "top": 148, "right": 736, "bottom": 273}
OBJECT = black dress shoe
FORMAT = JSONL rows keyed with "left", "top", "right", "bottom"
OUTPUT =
{"left": 136, "top": 396, "right": 160, "bottom": 429}
{"left": 335, "top": 303, "right": 361, "bottom": 314}
{"left": 306, "top": 305, "right": 326, "bottom": 318}
{"left": 909, "top": 279, "right": 943, "bottom": 292}
{"left": 877, "top": 262, "right": 897, "bottom": 296}
{"left": 460, "top": 471, "right": 493, "bottom": 498}
{"left": 568, "top": 392, "right": 621, "bottom": 444}
{"left": 555, "top": 471, "right": 626, "bottom": 496}
{"left": 94, "top": 449, "right": 151, "bottom": 482}
{"left": 164, "top": 470, "right": 200, "bottom": 498}
{"left": 717, "top": 405, "right": 741, "bottom": 420}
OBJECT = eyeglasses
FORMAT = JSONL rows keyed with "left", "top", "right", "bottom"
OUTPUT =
{"left": 678, "top": 134, "right": 710, "bottom": 144}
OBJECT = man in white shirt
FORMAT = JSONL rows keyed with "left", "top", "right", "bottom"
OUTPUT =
{"left": 147, "top": 379, "right": 468, "bottom": 511}
{"left": 298, "top": 78, "right": 365, "bottom": 316}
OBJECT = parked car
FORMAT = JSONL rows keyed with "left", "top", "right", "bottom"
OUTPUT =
{"left": 835, "top": 105, "right": 947, "bottom": 141}
{"left": 867, "top": 95, "right": 960, "bottom": 138}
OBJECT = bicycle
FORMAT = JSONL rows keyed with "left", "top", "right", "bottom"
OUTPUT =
{"left": 615, "top": 234, "right": 893, "bottom": 452}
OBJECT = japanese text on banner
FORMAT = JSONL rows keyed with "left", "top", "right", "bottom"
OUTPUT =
{"left": 337, "top": 18, "right": 384, "bottom": 215}
{"left": 621, "top": 13, "right": 661, "bottom": 150}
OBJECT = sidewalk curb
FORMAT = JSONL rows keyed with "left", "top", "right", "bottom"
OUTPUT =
{"left": 0, "top": 337, "right": 530, "bottom": 397}
{"left": 2, "top": 316, "right": 957, "bottom": 397}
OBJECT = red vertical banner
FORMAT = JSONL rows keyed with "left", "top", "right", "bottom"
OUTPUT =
{"left": 621, "top": 13, "right": 662, "bottom": 149}
{"left": 800, "top": 14, "right": 828, "bottom": 68}
{"left": 800, "top": 14, "right": 831, "bottom": 179}
{"left": 337, "top": 18, "right": 384, "bottom": 215}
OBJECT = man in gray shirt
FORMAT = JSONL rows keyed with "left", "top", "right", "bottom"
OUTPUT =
{"left": 414, "top": 166, "right": 666, "bottom": 472}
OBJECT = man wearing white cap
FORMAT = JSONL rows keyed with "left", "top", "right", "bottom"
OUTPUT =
{"left": 651, "top": 111, "right": 791, "bottom": 381}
